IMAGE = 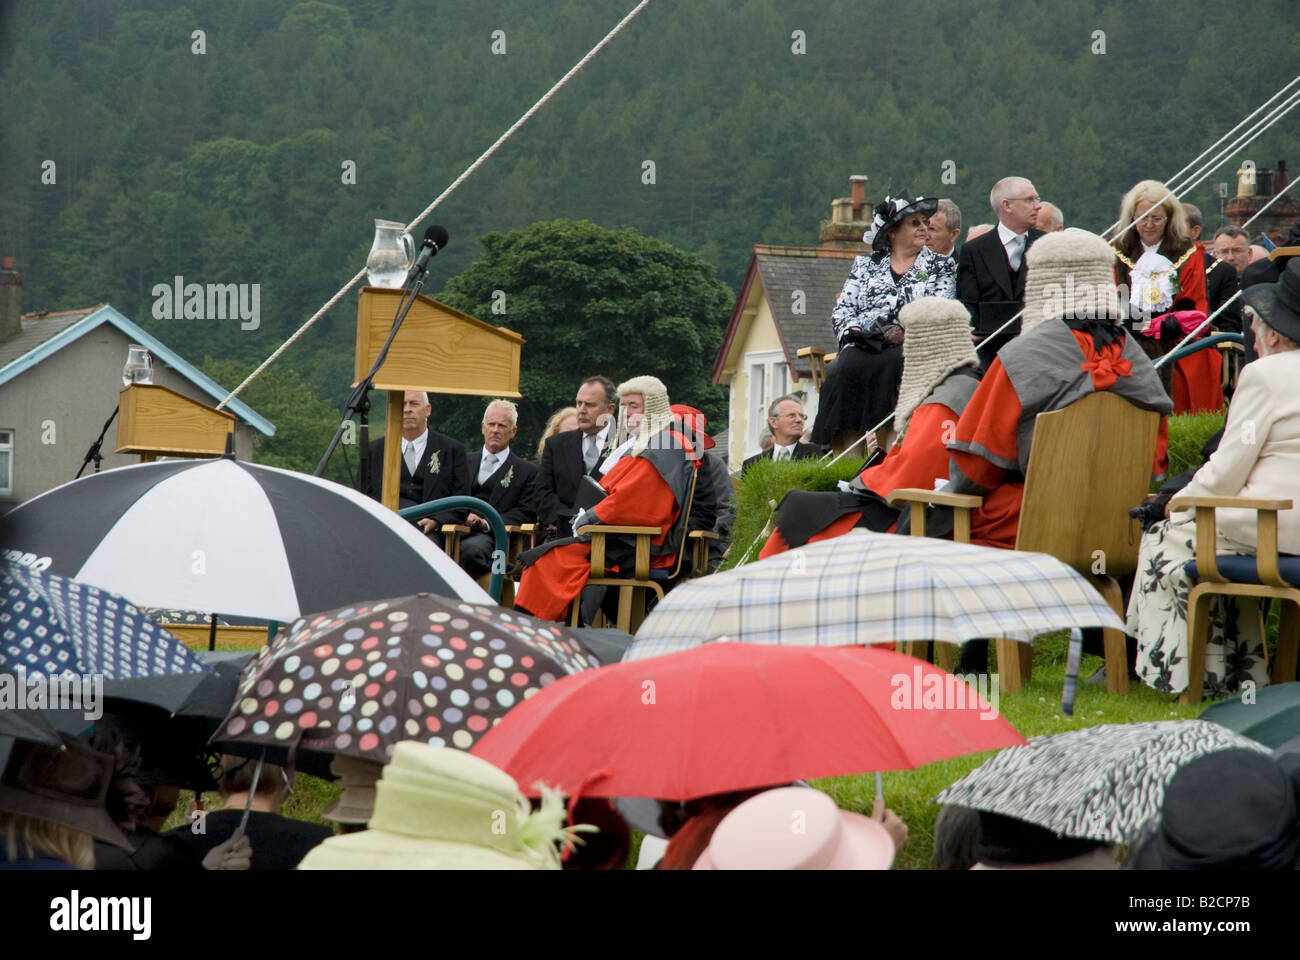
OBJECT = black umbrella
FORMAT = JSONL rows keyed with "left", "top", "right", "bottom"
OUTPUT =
{"left": 0, "top": 665, "right": 82, "bottom": 745}
{"left": 0, "top": 458, "right": 491, "bottom": 622}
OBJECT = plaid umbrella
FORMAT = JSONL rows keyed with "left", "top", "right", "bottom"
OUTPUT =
{"left": 625, "top": 529, "right": 1123, "bottom": 660}
{"left": 0, "top": 562, "right": 210, "bottom": 683}
{"left": 933, "top": 720, "right": 1270, "bottom": 846}
{"left": 212, "top": 594, "right": 600, "bottom": 766}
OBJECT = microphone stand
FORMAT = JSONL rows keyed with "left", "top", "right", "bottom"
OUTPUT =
{"left": 76, "top": 405, "right": 119, "bottom": 479}
{"left": 314, "top": 268, "right": 431, "bottom": 479}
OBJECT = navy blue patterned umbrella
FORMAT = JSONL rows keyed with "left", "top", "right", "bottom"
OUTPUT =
{"left": 0, "top": 562, "right": 211, "bottom": 695}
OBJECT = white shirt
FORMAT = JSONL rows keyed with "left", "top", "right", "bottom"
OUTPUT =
{"left": 997, "top": 221, "right": 1028, "bottom": 268}
{"left": 598, "top": 436, "right": 637, "bottom": 476}
{"left": 477, "top": 446, "right": 510, "bottom": 485}
{"left": 1141, "top": 239, "right": 1162, "bottom": 254}
{"left": 401, "top": 431, "right": 428, "bottom": 473}
{"left": 771, "top": 442, "right": 798, "bottom": 461}
{"left": 583, "top": 422, "right": 612, "bottom": 470}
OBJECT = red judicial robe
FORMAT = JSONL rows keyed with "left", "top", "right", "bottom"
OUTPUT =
{"left": 946, "top": 320, "right": 1172, "bottom": 548}
{"left": 513, "top": 454, "right": 683, "bottom": 622}
{"left": 1170, "top": 244, "right": 1222, "bottom": 415}
{"left": 758, "top": 400, "right": 961, "bottom": 558}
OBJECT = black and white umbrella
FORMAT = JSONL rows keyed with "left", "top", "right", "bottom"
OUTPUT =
{"left": 933, "top": 720, "right": 1270, "bottom": 846}
{"left": 0, "top": 458, "right": 490, "bottom": 623}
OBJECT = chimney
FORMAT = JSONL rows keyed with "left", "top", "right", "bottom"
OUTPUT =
{"left": 1277, "top": 159, "right": 1290, "bottom": 196}
{"left": 0, "top": 256, "right": 21, "bottom": 344}
{"left": 819, "top": 175, "right": 873, "bottom": 250}
{"left": 849, "top": 175, "right": 869, "bottom": 221}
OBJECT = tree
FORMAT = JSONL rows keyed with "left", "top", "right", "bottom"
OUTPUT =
{"left": 433, "top": 219, "right": 735, "bottom": 454}
{"left": 201, "top": 357, "right": 354, "bottom": 485}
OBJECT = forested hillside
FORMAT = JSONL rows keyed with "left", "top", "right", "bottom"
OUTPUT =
{"left": 2, "top": 0, "right": 1296, "bottom": 463}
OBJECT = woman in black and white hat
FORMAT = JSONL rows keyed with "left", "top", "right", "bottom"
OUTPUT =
{"left": 813, "top": 189, "right": 957, "bottom": 451}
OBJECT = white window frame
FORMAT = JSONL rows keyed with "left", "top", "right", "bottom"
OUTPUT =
{"left": 744, "top": 350, "right": 791, "bottom": 456}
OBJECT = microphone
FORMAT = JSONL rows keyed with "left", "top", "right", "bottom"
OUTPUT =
{"left": 407, "top": 225, "right": 450, "bottom": 282}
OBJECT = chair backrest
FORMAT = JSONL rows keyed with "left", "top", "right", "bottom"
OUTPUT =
{"left": 1015, "top": 391, "right": 1159, "bottom": 575}
{"left": 660, "top": 466, "right": 699, "bottom": 580}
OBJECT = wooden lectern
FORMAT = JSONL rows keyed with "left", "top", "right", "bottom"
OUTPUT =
{"left": 354, "top": 287, "right": 524, "bottom": 511}
{"left": 116, "top": 384, "right": 238, "bottom": 461}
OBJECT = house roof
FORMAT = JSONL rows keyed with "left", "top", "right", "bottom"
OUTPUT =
{"left": 0, "top": 304, "right": 275, "bottom": 436}
{"left": 712, "top": 245, "right": 859, "bottom": 385}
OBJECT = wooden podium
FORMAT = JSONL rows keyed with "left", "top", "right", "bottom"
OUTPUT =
{"left": 355, "top": 287, "right": 524, "bottom": 510}
{"left": 116, "top": 384, "right": 237, "bottom": 461}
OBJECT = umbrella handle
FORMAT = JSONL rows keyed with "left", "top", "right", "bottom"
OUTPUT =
{"left": 875, "top": 771, "right": 883, "bottom": 804}
{"left": 236, "top": 751, "right": 264, "bottom": 839}
{"left": 1062, "top": 628, "right": 1083, "bottom": 716}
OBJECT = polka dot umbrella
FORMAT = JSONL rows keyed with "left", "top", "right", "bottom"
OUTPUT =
{"left": 210, "top": 594, "right": 600, "bottom": 767}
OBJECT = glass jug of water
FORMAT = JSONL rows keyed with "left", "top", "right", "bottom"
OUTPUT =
{"left": 122, "top": 345, "right": 153, "bottom": 386}
{"left": 366, "top": 219, "right": 415, "bottom": 288}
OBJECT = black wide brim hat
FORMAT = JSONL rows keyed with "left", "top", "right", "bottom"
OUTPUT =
{"left": 871, "top": 189, "right": 939, "bottom": 253}
{"left": 1243, "top": 258, "right": 1300, "bottom": 344}
{"left": 1130, "top": 749, "right": 1300, "bottom": 870}
{"left": 0, "top": 735, "right": 131, "bottom": 849}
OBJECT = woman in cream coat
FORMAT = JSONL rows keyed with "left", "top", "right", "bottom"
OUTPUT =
{"left": 1129, "top": 261, "right": 1300, "bottom": 696}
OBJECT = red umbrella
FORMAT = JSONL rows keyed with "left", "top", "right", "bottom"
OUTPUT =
{"left": 471, "top": 644, "right": 1025, "bottom": 801}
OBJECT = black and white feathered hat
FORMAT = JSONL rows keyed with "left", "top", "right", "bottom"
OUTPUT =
{"left": 869, "top": 189, "right": 938, "bottom": 253}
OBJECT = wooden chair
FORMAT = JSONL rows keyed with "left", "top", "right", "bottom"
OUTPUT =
{"left": 687, "top": 529, "right": 720, "bottom": 577}
{"left": 797, "top": 346, "right": 838, "bottom": 391}
{"left": 442, "top": 521, "right": 538, "bottom": 607}
{"left": 1167, "top": 495, "right": 1300, "bottom": 704}
{"left": 887, "top": 490, "right": 984, "bottom": 674}
{"left": 440, "top": 524, "right": 470, "bottom": 563}
{"left": 496, "top": 523, "right": 539, "bottom": 607}
{"left": 888, "top": 392, "right": 1159, "bottom": 694}
{"left": 1217, "top": 340, "right": 1244, "bottom": 396}
{"left": 568, "top": 469, "right": 699, "bottom": 633}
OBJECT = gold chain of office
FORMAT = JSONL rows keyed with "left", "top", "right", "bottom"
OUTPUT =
{"left": 1112, "top": 246, "right": 1198, "bottom": 304}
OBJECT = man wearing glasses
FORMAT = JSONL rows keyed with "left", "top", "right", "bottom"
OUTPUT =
{"left": 957, "top": 176, "right": 1046, "bottom": 362}
{"left": 742, "top": 395, "right": 818, "bottom": 469}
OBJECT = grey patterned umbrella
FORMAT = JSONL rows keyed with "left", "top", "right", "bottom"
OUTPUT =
{"left": 934, "top": 720, "right": 1270, "bottom": 846}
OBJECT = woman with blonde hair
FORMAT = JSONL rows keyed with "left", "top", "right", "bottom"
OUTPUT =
{"left": 0, "top": 736, "right": 127, "bottom": 870}
{"left": 537, "top": 406, "right": 578, "bottom": 460}
{"left": 1113, "top": 180, "right": 1218, "bottom": 418}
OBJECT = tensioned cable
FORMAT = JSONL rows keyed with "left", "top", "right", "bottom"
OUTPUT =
{"left": 1105, "top": 86, "right": 1300, "bottom": 244}
{"left": 820, "top": 80, "right": 1300, "bottom": 464}
{"left": 216, "top": 0, "right": 654, "bottom": 410}
{"left": 1097, "top": 73, "right": 1300, "bottom": 237}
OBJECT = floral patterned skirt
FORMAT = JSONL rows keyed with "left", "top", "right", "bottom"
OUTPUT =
{"left": 1127, "top": 517, "right": 1268, "bottom": 696}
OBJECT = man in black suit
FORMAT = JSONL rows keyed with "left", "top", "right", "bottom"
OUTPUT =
{"left": 957, "top": 176, "right": 1045, "bottom": 361}
{"left": 535, "top": 375, "right": 617, "bottom": 540}
{"left": 360, "top": 390, "right": 469, "bottom": 535}
{"left": 741, "top": 395, "right": 818, "bottom": 470}
{"left": 459, "top": 399, "right": 538, "bottom": 578}
{"left": 1184, "top": 203, "right": 1243, "bottom": 334}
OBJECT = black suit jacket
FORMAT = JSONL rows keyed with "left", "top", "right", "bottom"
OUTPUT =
{"left": 534, "top": 427, "right": 613, "bottom": 530}
{"left": 741, "top": 442, "right": 819, "bottom": 471}
{"left": 467, "top": 449, "right": 538, "bottom": 526}
{"left": 361, "top": 427, "right": 469, "bottom": 525}
{"left": 1203, "top": 250, "right": 1243, "bottom": 333}
{"left": 957, "top": 226, "right": 1046, "bottom": 337}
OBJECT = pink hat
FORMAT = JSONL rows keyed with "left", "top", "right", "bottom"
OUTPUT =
{"left": 693, "top": 787, "right": 895, "bottom": 870}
